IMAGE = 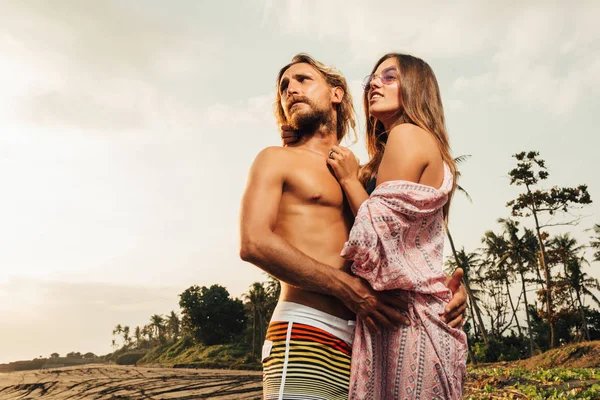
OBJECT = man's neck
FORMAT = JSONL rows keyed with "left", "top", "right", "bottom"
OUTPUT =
{"left": 297, "top": 126, "right": 338, "bottom": 155}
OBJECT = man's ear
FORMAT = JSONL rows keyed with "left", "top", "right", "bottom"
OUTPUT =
{"left": 331, "top": 86, "right": 344, "bottom": 105}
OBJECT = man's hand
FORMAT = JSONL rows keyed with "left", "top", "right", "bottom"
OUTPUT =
{"left": 281, "top": 125, "right": 300, "bottom": 146}
{"left": 442, "top": 268, "right": 468, "bottom": 328}
{"left": 340, "top": 275, "right": 411, "bottom": 334}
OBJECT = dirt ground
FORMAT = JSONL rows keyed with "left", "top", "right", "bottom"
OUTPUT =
{"left": 0, "top": 364, "right": 263, "bottom": 399}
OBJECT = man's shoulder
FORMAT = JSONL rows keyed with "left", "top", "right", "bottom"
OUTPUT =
{"left": 250, "top": 146, "right": 294, "bottom": 175}
{"left": 255, "top": 145, "right": 310, "bottom": 160}
{"left": 254, "top": 146, "right": 290, "bottom": 163}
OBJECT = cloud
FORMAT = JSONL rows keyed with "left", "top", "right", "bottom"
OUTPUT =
{"left": 277, "top": 1, "right": 600, "bottom": 114}
{"left": 22, "top": 81, "right": 159, "bottom": 131}
{"left": 489, "top": 5, "right": 600, "bottom": 114}
{"left": 278, "top": 0, "right": 497, "bottom": 60}
{"left": 445, "top": 99, "right": 466, "bottom": 112}
{"left": 452, "top": 73, "right": 493, "bottom": 93}
{"left": 0, "top": 1, "right": 217, "bottom": 131}
{"left": 261, "top": 0, "right": 274, "bottom": 26}
{"left": 201, "top": 93, "right": 275, "bottom": 128}
{"left": 0, "top": 2, "right": 207, "bottom": 79}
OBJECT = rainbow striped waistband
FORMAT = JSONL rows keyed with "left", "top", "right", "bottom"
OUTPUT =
{"left": 262, "top": 320, "right": 352, "bottom": 400}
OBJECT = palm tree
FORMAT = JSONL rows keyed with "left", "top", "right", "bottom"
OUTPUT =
{"left": 168, "top": 311, "right": 181, "bottom": 341}
{"left": 482, "top": 219, "right": 541, "bottom": 355}
{"left": 134, "top": 326, "right": 143, "bottom": 348}
{"left": 112, "top": 324, "right": 123, "bottom": 336}
{"left": 481, "top": 228, "right": 522, "bottom": 338}
{"left": 590, "top": 224, "right": 600, "bottom": 262}
{"left": 121, "top": 326, "right": 131, "bottom": 347}
{"left": 445, "top": 155, "right": 488, "bottom": 345}
{"left": 112, "top": 324, "right": 123, "bottom": 347}
{"left": 265, "top": 275, "right": 281, "bottom": 296}
{"left": 566, "top": 256, "right": 600, "bottom": 341}
{"left": 150, "top": 315, "right": 164, "bottom": 342}
{"left": 265, "top": 275, "right": 281, "bottom": 322}
{"left": 548, "top": 234, "right": 584, "bottom": 310}
{"left": 547, "top": 234, "right": 600, "bottom": 341}
{"left": 502, "top": 220, "right": 539, "bottom": 355}
{"left": 446, "top": 248, "right": 488, "bottom": 345}
{"left": 142, "top": 324, "right": 154, "bottom": 347}
{"left": 243, "top": 282, "right": 268, "bottom": 357}
{"left": 479, "top": 277, "right": 511, "bottom": 337}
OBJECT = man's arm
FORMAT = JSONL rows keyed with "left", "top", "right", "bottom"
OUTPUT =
{"left": 239, "top": 147, "right": 345, "bottom": 294}
{"left": 239, "top": 147, "right": 410, "bottom": 332}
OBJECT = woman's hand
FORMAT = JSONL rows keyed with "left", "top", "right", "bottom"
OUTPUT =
{"left": 327, "top": 145, "right": 360, "bottom": 185}
{"left": 280, "top": 125, "right": 300, "bottom": 146}
{"left": 329, "top": 145, "right": 368, "bottom": 216}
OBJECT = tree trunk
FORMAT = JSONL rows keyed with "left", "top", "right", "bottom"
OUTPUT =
{"left": 465, "top": 297, "right": 479, "bottom": 365}
{"left": 575, "top": 288, "right": 590, "bottom": 341}
{"left": 518, "top": 267, "right": 536, "bottom": 356}
{"left": 467, "top": 341, "right": 477, "bottom": 365}
{"left": 252, "top": 308, "right": 256, "bottom": 357}
{"left": 467, "top": 296, "right": 480, "bottom": 341}
{"left": 527, "top": 184, "right": 556, "bottom": 349}
{"left": 562, "top": 260, "right": 578, "bottom": 314}
{"left": 259, "top": 311, "right": 264, "bottom": 350}
{"left": 445, "top": 224, "right": 488, "bottom": 344}
{"left": 505, "top": 277, "right": 522, "bottom": 337}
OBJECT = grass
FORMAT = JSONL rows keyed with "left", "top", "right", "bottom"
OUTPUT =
{"left": 464, "top": 365, "right": 600, "bottom": 399}
{"left": 462, "top": 341, "right": 600, "bottom": 398}
{"left": 128, "top": 338, "right": 600, "bottom": 397}
{"left": 137, "top": 337, "right": 261, "bottom": 370}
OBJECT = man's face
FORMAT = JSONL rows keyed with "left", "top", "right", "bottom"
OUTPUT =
{"left": 279, "top": 63, "right": 333, "bottom": 131}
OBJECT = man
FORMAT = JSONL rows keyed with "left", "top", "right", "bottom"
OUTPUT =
{"left": 239, "top": 54, "right": 467, "bottom": 400}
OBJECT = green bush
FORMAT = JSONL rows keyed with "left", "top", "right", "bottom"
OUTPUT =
{"left": 116, "top": 352, "right": 146, "bottom": 365}
{"left": 472, "top": 336, "right": 526, "bottom": 362}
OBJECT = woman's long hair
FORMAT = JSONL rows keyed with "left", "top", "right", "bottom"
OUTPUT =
{"left": 359, "top": 53, "right": 457, "bottom": 220}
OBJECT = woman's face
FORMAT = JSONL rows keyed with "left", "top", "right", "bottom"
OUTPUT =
{"left": 365, "top": 57, "right": 402, "bottom": 121}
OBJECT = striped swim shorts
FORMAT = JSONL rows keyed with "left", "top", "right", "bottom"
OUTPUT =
{"left": 262, "top": 301, "right": 355, "bottom": 400}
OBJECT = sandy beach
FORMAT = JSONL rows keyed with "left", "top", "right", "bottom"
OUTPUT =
{"left": 0, "top": 364, "right": 262, "bottom": 399}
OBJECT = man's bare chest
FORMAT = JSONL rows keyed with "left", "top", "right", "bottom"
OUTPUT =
{"left": 284, "top": 165, "right": 344, "bottom": 208}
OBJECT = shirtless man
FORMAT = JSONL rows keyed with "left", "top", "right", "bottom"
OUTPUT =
{"left": 239, "top": 54, "right": 467, "bottom": 400}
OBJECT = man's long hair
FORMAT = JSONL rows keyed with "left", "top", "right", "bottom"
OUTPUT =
{"left": 359, "top": 53, "right": 457, "bottom": 220}
{"left": 275, "top": 54, "right": 357, "bottom": 143}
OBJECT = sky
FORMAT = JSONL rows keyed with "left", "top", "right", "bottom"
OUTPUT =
{"left": 1, "top": 1, "right": 599, "bottom": 363}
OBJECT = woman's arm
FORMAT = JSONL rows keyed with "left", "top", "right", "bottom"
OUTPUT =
{"left": 327, "top": 145, "right": 369, "bottom": 216}
{"left": 376, "top": 123, "right": 431, "bottom": 186}
{"left": 340, "top": 178, "right": 369, "bottom": 216}
{"left": 379, "top": 124, "right": 468, "bottom": 326}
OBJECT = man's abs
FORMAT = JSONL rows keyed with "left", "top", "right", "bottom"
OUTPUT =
{"left": 275, "top": 203, "right": 355, "bottom": 320}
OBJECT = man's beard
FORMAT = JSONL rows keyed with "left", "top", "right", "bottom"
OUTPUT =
{"left": 286, "top": 98, "right": 334, "bottom": 135}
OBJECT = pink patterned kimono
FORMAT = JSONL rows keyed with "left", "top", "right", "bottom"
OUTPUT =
{"left": 341, "top": 163, "right": 467, "bottom": 400}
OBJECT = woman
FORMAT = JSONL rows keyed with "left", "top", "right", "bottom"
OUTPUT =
{"left": 327, "top": 53, "right": 467, "bottom": 399}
